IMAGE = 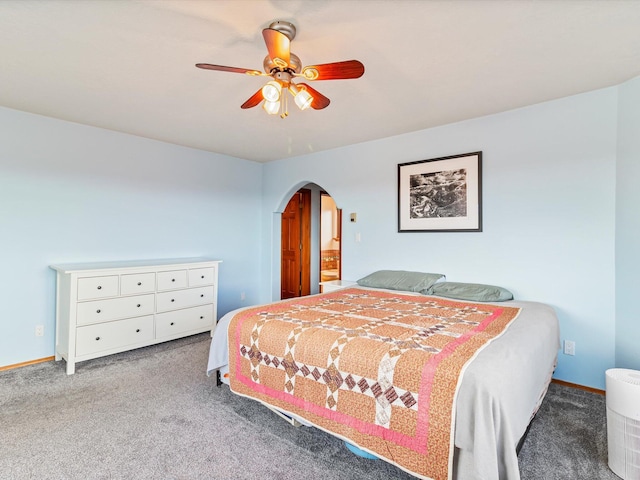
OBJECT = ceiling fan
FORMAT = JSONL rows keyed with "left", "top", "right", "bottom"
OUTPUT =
{"left": 196, "top": 21, "right": 365, "bottom": 118}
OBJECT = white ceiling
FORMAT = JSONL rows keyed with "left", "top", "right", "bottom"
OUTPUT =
{"left": 1, "top": 0, "right": 639, "bottom": 163}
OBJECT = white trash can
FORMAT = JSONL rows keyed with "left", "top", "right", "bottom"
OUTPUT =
{"left": 606, "top": 368, "right": 640, "bottom": 479}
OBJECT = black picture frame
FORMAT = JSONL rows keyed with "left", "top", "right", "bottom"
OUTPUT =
{"left": 398, "top": 151, "right": 482, "bottom": 232}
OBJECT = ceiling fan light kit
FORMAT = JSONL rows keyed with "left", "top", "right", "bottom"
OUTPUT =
{"left": 196, "top": 20, "right": 364, "bottom": 119}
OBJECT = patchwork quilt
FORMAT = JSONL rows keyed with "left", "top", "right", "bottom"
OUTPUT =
{"left": 228, "top": 288, "right": 521, "bottom": 480}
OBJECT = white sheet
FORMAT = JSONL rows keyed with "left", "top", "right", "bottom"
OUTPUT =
{"left": 207, "top": 288, "right": 560, "bottom": 480}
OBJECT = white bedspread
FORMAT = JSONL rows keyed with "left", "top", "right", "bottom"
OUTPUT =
{"left": 207, "top": 288, "right": 560, "bottom": 480}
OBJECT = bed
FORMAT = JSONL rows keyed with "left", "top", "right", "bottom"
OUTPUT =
{"left": 207, "top": 273, "right": 560, "bottom": 480}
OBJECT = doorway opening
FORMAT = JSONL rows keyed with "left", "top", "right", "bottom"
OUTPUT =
{"left": 320, "top": 193, "right": 342, "bottom": 283}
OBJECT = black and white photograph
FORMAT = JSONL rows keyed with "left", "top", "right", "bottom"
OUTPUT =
{"left": 409, "top": 168, "right": 468, "bottom": 219}
{"left": 398, "top": 152, "right": 482, "bottom": 232}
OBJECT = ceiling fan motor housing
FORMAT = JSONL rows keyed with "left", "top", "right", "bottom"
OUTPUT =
{"left": 264, "top": 53, "right": 302, "bottom": 75}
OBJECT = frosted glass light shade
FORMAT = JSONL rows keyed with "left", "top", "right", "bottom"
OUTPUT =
{"left": 294, "top": 88, "right": 313, "bottom": 110}
{"left": 261, "top": 81, "right": 281, "bottom": 102}
{"left": 262, "top": 100, "right": 280, "bottom": 115}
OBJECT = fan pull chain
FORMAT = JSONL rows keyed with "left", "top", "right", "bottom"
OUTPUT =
{"left": 280, "top": 88, "right": 289, "bottom": 119}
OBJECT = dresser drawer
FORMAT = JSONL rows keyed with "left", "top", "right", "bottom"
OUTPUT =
{"left": 76, "top": 294, "right": 155, "bottom": 325}
{"left": 156, "top": 286, "right": 214, "bottom": 313}
{"left": 75, "top": 315, "right": 154, "bottom": 357}
{"left": 156, "top": 305, "right": 214, "bottom": 339}
{"left": 121, "top": 272, "right": 156, "bottom": 295}
{"left": 157, "top": 270, "right": 188, "bottom": 291}
{"left": 77, "top": 276, "right": 119, "bottom": 301}
{"left": 188, "top": 267, "right": 215, "bottom": 287}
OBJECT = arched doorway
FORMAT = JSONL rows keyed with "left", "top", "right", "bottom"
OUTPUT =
{"left": 279, "top": 185, "right": 342, "bottom": 300}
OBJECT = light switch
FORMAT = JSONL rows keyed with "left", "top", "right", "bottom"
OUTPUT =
{"left": 350, "top": 213, "right": 357, "bottom": 223}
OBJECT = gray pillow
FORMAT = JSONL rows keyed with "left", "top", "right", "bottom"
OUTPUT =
{"left": 356, "top": 270, "right": 445, "bottom": 293}
{"left": 424, "top": 282, "right": 513, "bottom": 302}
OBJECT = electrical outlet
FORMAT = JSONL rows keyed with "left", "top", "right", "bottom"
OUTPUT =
{"left": 563, "top": 340, "right": 575, "bottom": 356}
{"left": 35, "top": 325, "right": 44, "bottom": 337}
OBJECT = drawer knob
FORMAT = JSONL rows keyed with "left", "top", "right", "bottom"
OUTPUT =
{"left": 96, "top": 309, "right": 101, "bottom": 313}
{"left": 200, "top": 316, "right": 204, "bottom": 319}
{"left": 137, "top": 304, "right": 141, "bottom": 308}
{"left": 200, "top": 294, "right": 204, "bottom": 298}
{"left": 201, "top": 275, "right": 205, "bottom": 279}
{"left": 136, "top": 329, "right": 140, "bottom": 333}
{"left": 97, "top": 286, "right": 102, "bottom": 290}
{"left": 172, "top": 279, "right": 176, "bottom": 282}
{"left": 95, "top": 336, "right": 100, "bottom": 341}
{"left": 171, "top": 299, "right": 175, "bottom": 302}
{"left": 137, "top": 282, "right": 142, "bottom": 286}
{"left": 170, "top": 322, "right": 175, "bottom": 326}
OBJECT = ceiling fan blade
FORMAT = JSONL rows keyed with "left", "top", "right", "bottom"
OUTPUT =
{"left": 262, "top": 28, "right": 290, "bottom": 68}
{"left": 195, "top": 63, "right": 263, "bottom": 76}
{"left": 301, "top": 60, "right": 365, "bottom": 81}
{"left": 297, "top": 83, "right": 330, "bottom": 110}
{"left": 241, "top": 88, "right": 264, "bottom": 109}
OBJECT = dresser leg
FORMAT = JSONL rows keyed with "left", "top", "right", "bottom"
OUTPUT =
{"left": 66, "top": 361, "right": 76, "bottom": 375}
{"left": 216, "top": 370, "right": 222, "bottom": 387}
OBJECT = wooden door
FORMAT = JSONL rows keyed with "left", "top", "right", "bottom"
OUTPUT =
{"left": 281, "top": 189, "right": 311, "bottom": 299}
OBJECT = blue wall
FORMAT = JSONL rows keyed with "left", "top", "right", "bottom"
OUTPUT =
{"left": 0, "top": 106, "right": 263, "bottom": 368}
{"left": 261, "top": 88, "right": 619, "bottom": 390}
{"left": 616, "top": 76, "right": 640, "bottom": 370}
{"left": 2, "top": 78, "right": 638, "bottom": 390}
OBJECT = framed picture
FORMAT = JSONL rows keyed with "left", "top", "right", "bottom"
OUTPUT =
{"left": 398, "top": 151, "right": 482, "bottom": 232}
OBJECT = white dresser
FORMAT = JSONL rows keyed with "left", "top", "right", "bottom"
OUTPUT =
{"left": 51, "top": 258, "right": 221, "bottom": 374}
